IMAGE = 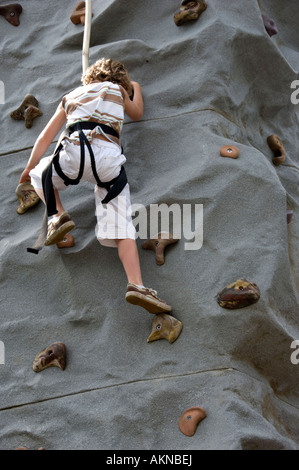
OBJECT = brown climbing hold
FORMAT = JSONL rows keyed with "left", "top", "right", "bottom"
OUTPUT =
{"left": 147, "top": 313, "right": 183, "bottom": 344}
{"left": 217, "top": 278, "right": 260, "bottom": 309}
{"left": 267, "top": 134, "right": 286, "bottom": 166}
{"left": 174, "top": 0, "right": 207, "bottom": 26}
{"left": 70, "top": 1, "right": 90, "bottom": 26}
{"left": 56, "top": 233, "right": 75, "bottom": 248}
{"left": 0, "top": 3, "right": 22, "bottom": 26}
{"left": 179, "top": 407, "right": 206, "bottom": 436}
{"left": 10, "top": 94, "right": 42, "bottom": 128}
{"left": 15, "top": 183, "right": 40, "bottom": 214}
{"left": 220, "top": 145, "right": 239, "bottom": 159}
{"left": 142, "top": 232, "right": 179, "bottom": 265}
{"left": 10, "top": 94, "right": 38, "bottom": 121}
{"left": 33, "top": 342, "right": 66, "bottom": 373}
{"left": 24, "top": 105, "right": 43, "bottom": 129}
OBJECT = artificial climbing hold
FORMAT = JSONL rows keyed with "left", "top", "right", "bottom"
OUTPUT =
{"left": 287, "top": 210, "right": 293, "bottom": 224}
{"left": 10, "top": 94, "right": 42, "bottom": 128}
{"left": 179, "top": 407, "right": 206, "bottom": 436}
{"left": 15, "top": 183, "right": 40, "bottom": 214}
{"left": 24, "top": 105, "right": 43, "bottom": 129}
{"left": 32, "top": 342, "right": 66, "bottom": 373}
{"left": 217, "top": 278, "right": 260, "bottom": 309}
{"left": 220, "top": 145, "right": 239, "bottom": 159}
{"left": 16, "top": 447, "right": 45, "bottom": 450}
{"left": 174, "top": 0, "right": 207, "bottom": 26}
{"left": 70, "top": 1, "right": 92, "bottom": 26}
{"left": 56, "top": 233, "right": 75, "bottom": 248}
{"left": 142, "top": 232, "right": 179, "bottom": 265}
{"left": 267, "top": 134, "right": 286, "bottom": 166}
{"left": 147, "top": 313, "right": 183, "bottom": 344}
{"left": 262, "top": 14, "right": 278, "bottom": 37}
{"left": 10, "top": 94, "right": 38, "bottom": 121}
{"left": 0, "top": 3, "right": 22, "bottom": 26}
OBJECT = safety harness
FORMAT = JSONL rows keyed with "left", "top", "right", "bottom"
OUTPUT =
{"left": 27, "top": 121, "right": 128, "bottom": 254}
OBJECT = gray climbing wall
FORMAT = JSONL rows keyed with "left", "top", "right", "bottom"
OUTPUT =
{"left": 0, "top": 0, "right": 299, "bottom": 450}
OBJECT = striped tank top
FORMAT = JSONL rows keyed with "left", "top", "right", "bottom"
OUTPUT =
{"left": 62, "top": 81, "right": 125, "bottom": 146}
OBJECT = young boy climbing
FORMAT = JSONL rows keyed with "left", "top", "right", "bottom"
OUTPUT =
{"left": 19, "top": 58, "right": 171, "bottom": 315}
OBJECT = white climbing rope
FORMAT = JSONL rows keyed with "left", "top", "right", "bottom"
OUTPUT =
{"left": 82, "top": 0, "right": 92, "bottom": 73}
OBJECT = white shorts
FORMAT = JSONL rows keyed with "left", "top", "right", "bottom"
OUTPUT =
{"left": 30, "top": 136, "right": 136, "bottom": 247}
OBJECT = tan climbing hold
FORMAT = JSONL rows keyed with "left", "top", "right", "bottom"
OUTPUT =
{"left": 179, "top": 407, "right": 206, "bottom": 436}
{"left": 174, "top": 0, "right": 207, "bottom": 26}
{"left": 70, "top": 1, "right": 92, "bottom": 26}
{"left": 56, "top": 233, "right": 75, "bottom": 248}
{"left": 142, "top": 232, "right": 179, "bottom": 265}
{"left": 0, "top": 3, "right": 22, "bottom": 26}
{"left": 10, "top": 94, "right": 42, "bottom": 128}
{"left": 33, "top": 342, "right": 66, "bottom": 373}
{"left": 267, "top": 134, "right": 286, "bottom": 166}
{"left": 220, "top": 145, "right": 239, "bottom": 159}
{"left": 147, "top": 313, "right": 183, "bottom": 344}
{"left": 16, "top": 447, "right": 45, "bottom": 450}
{"left": 15, "top": 183, "right": 40, "bottom": 214}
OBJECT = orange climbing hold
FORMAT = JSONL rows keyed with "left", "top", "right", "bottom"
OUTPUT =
{"left": 220, "top": 145, "right": 239, "bottom": 159}
{"left": 179, "top": 407, "right": 206, "bottom": 436}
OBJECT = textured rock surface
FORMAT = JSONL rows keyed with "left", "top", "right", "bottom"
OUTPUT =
{"left": 0, "top": 0, "right": 299, "bottom": 450}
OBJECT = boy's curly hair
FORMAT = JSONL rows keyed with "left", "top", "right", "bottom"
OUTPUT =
{"left": 81, "top": 58, "right": 133, "bottom": 97}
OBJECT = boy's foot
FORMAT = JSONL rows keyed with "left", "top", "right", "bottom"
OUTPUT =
{"left": 45, "top": 212, "right": 75, "bottom": 246}
{"left": 126, "top": 283, "right": 172, "bottom": 314}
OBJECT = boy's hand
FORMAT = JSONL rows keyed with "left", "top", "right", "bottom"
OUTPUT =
{"left": 19, "top": 168, "right": 31, "bottom": 184}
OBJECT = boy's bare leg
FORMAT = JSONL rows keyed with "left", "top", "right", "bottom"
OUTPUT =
{"left": 53, "top": 189, "right": 65, "bottom": 215}
{"left": 116, "top": 239, "right": 143, "bottom": 285}
{"left": 34, "top": 187, "right": 65, "bottom": 216}
{"left": 117, "top": 239, "right": 172, "bottom": 314}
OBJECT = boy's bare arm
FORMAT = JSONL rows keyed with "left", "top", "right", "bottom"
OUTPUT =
{"left": 19, "top": 103, "right": 67, "bottom": 183}
{"left": 123, "top": 81, "right": 143, "bottom": 121}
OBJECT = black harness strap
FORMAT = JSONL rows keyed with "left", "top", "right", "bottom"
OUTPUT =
{"left": 27, "top": 122, "right": 128, "bottom": 254}
{"left": 76, "top": 129, "right": 127, "bottom": 204}
{"left": 42, "top": 155, "right": 58, "bottom": 217}
{"left": 47, "top": 121, "right": 128, "bottom": 216}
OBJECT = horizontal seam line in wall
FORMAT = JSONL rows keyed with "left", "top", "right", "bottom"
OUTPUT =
{"left": 0, "top": 366, "right": 298, "bottom": 412}
{"left": 0, "top": 107, "right": 241, "bottom": 157}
